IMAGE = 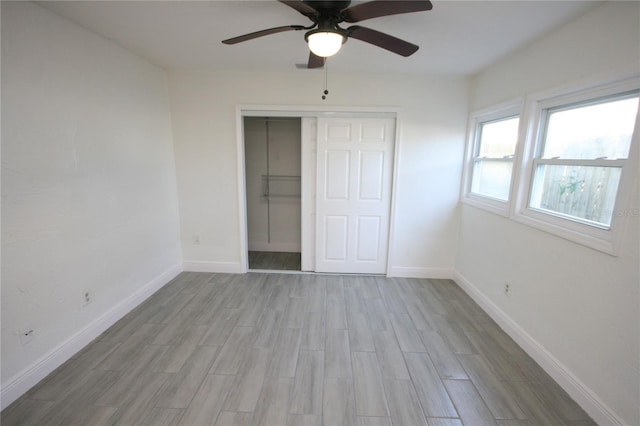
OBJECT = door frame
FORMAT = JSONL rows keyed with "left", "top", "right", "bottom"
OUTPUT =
{"left": 236, "top": 105, "right": 401, "bottom": 274}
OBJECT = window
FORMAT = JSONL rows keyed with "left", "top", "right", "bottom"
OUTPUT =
{"left": 472, "top": 117, "right": 519, "bottom": 200}
{"left": 462, "top": 76, "right": 639, "bottom": 255}
{"left": 515, "top": 78, "right": 640, "bottom": 255}
{"left": 529, "top": 94, "right": 638, "bottom": 228}
{"left": 462, "top": 101, "right": 521, "bottom": 215}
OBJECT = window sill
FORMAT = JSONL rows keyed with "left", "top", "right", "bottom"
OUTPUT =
{"left": 461, "top": 193, "right": 510, "bottom": 217}
{"left": 512, "top": 207, "right": 622, "bottom": 256}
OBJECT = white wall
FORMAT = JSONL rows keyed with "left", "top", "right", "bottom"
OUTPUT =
{"left": 1, "top": 1, "right": 182, "bottom": 408}
{"left": 2, "top": 1, "right": 634, "bottom": 421}
{"left": 168, "top": 70, "right": 469, "bottom": 275}
{"left": 456, "top": 2, "right": 640, "bottom": 425}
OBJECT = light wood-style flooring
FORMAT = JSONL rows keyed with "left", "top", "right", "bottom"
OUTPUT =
{"left": 1, "top": 272, "right": 595, "bottom": 426}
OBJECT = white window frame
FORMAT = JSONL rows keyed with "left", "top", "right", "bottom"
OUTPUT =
{"left": 461, "top": 99, "right": 523, "bottom": 216}
{"left": 513, "top": 76, "right": 640, "bottom": 255}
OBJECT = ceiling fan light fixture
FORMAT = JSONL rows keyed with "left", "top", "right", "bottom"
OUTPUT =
{"left": 306, "top": 31, "right": 344, "bottom": 57}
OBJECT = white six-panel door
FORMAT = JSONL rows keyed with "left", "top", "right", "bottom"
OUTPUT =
{"left": 315, "top": 117, "right": 395, "bottom": 274}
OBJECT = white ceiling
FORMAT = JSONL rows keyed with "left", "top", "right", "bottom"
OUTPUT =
{"left": 39, "top": 0, "right": 602, "bottom": 75}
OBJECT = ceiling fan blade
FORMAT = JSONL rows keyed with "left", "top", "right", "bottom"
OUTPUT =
{"left": 278, "top": 0, "right": 318, "bottom": 18}
{"left": 307, "top": 52, "right": 326, "bottom": 69}
{"left": 342, "top": 0, "right": 432, "bottom": 23}
{"left": 222, "top": 25, "right": 306, "bottom": 45}
{"left": 347, "top": 26, "right": 419, "bottom": 56}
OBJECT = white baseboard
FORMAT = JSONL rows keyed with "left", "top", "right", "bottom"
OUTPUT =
{"left": 387, "top": 266, "right": 454, "bottom": 279}
{"left": 0, "top": 263, "right": 182, "bottom": 411}
{"left": 453, "top": 271, "right": 624, "bottom": 426}
{"left": 182, "top": 260, "right": 243, "bottom": 274}
{"left": 1, "top": 261, "right": 622, "bottom": 424}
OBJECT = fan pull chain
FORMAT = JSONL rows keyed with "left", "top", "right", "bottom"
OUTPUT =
{"left": 322, "top": 59, "right": 329, "bottom": 100}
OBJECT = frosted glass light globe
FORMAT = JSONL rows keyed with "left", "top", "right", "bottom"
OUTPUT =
{"left": 307, "top": 32, "right": 344, "bottom": 57}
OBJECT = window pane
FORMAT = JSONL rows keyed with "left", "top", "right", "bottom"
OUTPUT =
{"left": 471, "top": 159, "right": 513, "bottom": 200}
{"left": 543, "top": 96, "right": 638, "bottom": 159}
{"left": 530, "top": 165, "right": 622, "bottom": 227}
{"left": 477, "top": 117, "right": 519, "bottom": 157}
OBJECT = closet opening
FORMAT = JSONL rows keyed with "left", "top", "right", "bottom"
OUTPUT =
{"left": 244, "top": 116, "right": 302, "bottom": 271}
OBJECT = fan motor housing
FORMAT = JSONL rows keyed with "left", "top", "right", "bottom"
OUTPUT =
{"left": 304, "top": 0, "right": 351, "bottom": 15}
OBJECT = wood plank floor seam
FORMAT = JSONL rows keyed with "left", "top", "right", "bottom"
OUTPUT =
{"left": 1, "top": 272, "right": 595, "bottom": 426}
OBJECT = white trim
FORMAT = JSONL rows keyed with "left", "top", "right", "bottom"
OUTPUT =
{"left": 513, "top": 75, "right": 640, "bottom": 256}
{"left": 386, "top": 110, "right": 403, "bottom": 275}
{"left": 387, "top": 266, "right": 454, "bottom": 279}
{"left": 236, "top": 105, "right": 402, "bottom": 275}
{"left": 461, "top": 193, "right": 511, "bottom": 217}
{"left": 239, "top": 104, "right": 399, "bottom": 118}
{"left": 300, "top": 117, "right": 317, "bottom": 272}
{"left": 453, "top": 271, "right": 625, "bottom": 426}
{"left": 0, "top": 263, "right": 182, "bottom": 411}
{"left": 182, "top": 260, "right": 243, "bottom": 274}
{"left": 460, "top": 99, "right": 523, "bottom": 217}
{"left": 0, "top": 261, "right": 625, "bottom": 424}
{"left": 236, "top": 105, "right": 249, "bottom": 273}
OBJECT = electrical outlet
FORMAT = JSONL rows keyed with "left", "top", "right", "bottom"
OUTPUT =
{"left": 82, "top": 289, "right": 92, "bottom": 307}
{"left": 193, "top": 235, "right": 200, "bottom": 245}
{"left": 504, "top": 282, "right": 511, "bottom": 297}
{"left": 18, "top": 325, "right": 35, "bottom": 345}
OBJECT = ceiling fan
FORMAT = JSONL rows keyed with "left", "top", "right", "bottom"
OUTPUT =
{"left": 222, "top": 0, "right": 433, "bottom": 69}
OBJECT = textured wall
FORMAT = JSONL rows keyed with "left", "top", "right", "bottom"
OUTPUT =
{"left": 458, "top": 2, "right": 640, "bottom": 424}
{"left": 1, "top": 1, "right": 182, "bottom": 405}
{"left": 168, "top": 70, "right": 469, "bottom": 276}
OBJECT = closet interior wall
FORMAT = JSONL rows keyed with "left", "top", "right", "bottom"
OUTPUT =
{"left": 244, "top": 117, "right": 302, "bottom": 254}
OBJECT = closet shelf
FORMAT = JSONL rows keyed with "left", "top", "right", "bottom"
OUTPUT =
{"left": 261, "top": 174, "right": 301, "bottom": 179}
{"left": 262, "top": 174, "right": 301, "bottom": 198}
